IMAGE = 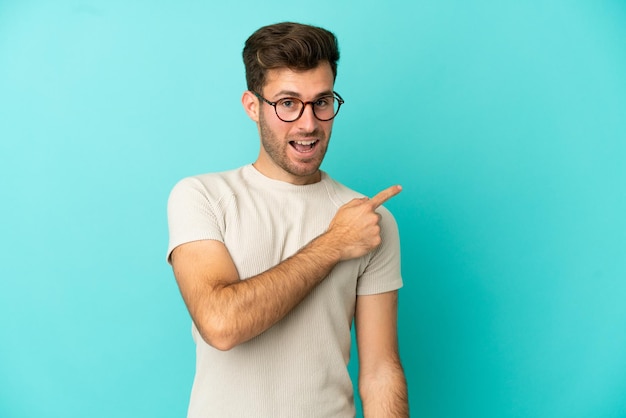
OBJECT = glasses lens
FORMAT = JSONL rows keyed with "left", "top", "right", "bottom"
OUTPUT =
{"left": 276, "top": 98, "right": 304, "bottom": 122}
{"left": 313, "top": 97, "right": 340, "bottom": 121}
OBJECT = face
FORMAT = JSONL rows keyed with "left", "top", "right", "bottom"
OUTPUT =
{"left": 243, "top": 62, "right": 336, "bottom": 185}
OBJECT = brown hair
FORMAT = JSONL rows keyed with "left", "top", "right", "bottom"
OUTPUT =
{"left": 243, "top": 22, "right": 340, "bottom": 93}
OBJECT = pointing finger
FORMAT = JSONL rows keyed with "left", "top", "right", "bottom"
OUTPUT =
{"left": 370, "top": 185, "right": 402, "bottom": 208}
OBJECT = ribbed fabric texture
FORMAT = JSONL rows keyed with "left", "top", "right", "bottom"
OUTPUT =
{"left": 167, "top": 165, "right": 403, "bottom": 418}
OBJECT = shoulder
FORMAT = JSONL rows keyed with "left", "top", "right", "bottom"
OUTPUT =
{"left": 320, "top": 173, "right": 365, "bottom": 206}
{"left": 168, "top": 166, "right": 248, "bottom": 205}
{"left": 322, "top": 174, "right": 397, "bottom": 222}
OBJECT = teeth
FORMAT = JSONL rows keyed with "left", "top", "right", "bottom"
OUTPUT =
{"left": 294, "top": 140, "right": 317, "bottom": 145}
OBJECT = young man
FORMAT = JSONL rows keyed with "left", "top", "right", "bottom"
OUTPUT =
{"left": 167, "top": 22, "right": 408, "bottom": 417}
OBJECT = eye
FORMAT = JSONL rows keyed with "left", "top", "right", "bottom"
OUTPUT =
{"left": 314, "top": 97, "right": 331, "bottom": 108}
{"left": 278, "top": 99, "right": 296, "bottom": 109}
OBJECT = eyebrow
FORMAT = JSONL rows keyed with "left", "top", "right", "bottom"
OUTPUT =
{"left": 271, "top": 90, "right": 334, "bottom": 100}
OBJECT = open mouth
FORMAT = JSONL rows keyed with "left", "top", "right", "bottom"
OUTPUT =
{"left": 289, "top": 140, "right": 319, "bottom": 153}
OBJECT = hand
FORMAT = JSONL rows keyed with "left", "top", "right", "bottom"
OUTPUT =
{"left": 326, "top": 185, "right": 402, "bottom": 261}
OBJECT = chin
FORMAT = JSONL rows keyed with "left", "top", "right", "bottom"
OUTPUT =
{"left": 285, "top": 164, "right": 321, "bottom": 181}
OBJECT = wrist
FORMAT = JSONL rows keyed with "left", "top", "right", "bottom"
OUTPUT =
{"left": 308, "top": 231, "right": 343, "bottom": 264}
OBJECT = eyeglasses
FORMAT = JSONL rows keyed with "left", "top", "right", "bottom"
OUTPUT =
{"left": 253, "top": 91, "right": 345, "bottom": 122}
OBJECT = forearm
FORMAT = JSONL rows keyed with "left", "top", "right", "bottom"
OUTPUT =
{"left": 360, "top": 360, "right": 409, "bottom": 418}
{"left": 199, "top": 232, "right": 342, "bottom": 350}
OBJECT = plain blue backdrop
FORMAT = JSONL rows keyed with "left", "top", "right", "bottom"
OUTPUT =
{"left": 1, "top": 0, "right": 625, "bottom": 417}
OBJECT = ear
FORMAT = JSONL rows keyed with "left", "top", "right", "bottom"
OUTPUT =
{"left": 241, "top": 90, "right": 259, "bottom": 122}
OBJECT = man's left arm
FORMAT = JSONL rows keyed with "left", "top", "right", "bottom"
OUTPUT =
{"left": 355, "top": 290, "right": 409, "bottom": 417}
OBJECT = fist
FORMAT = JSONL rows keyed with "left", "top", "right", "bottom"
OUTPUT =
{"left": 327, "top": 185, "right": 402, "bottom": 260}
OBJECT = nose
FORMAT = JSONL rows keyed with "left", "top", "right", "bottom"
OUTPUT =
{"left": 295, "top": 102, "right": 318, "bottom": 131}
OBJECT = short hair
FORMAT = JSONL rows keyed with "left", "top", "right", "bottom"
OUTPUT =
{"left": 243, "top": 22, "right": 340, "bottom": 93}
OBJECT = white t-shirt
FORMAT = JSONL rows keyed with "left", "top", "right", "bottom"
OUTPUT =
{"left": 167, "top": 164, "right": 403, "bottom": 418}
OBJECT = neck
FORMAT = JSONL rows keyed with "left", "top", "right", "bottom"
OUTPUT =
{"left": 252, "top": 160, "right": 321, "bottom": 185}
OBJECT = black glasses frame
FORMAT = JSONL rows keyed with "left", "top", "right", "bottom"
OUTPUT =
{"left": 253, "top": 91, "right": 345, "bottom": 122}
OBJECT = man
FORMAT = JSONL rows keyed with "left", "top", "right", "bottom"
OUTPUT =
{"left": 167, "top": 22, "right": 408, "bottom": 417}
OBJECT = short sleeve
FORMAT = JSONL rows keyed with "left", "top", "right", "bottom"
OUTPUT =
{"left": 166, "top": 177, "right": 225, "bottom": 264}
{"left": 355, "top": 206, "right": 403, "bottom": 295}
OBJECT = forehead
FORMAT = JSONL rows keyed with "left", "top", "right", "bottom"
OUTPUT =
{"left": 263, "top": 62, "right": 334, "bottom": 98}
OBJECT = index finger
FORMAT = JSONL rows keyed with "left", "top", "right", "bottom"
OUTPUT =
{"left": 370, "top": 185, "right": 402, "bottom": 208}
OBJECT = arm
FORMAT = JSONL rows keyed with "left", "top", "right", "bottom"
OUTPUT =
{"left": 356, "top": 291, "right": 408, "bottom": 417}
{"left": 170, "top": 185, "right": 402, "bottom": 351}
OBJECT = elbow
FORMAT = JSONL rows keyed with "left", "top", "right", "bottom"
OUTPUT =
{"left": 207, "top": 335, "right": 239, "bottom": 352}
{"left": 359, "top": 360, "right": 407, "bottom": 397}
{"left": 195, "top": 318, "right": 241, "bottom": 351}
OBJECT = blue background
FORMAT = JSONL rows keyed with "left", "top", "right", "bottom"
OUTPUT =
{"left": 1, "top": 1, "right": 625, "bottom": 417}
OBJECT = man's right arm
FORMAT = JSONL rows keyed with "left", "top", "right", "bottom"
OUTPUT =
{"left": 170, "top": 185, "right": 401, "bottom": 351}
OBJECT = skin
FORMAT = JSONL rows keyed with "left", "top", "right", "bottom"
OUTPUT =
{"left": 243, "top": 62, "right": 334, "bottom": 185}
{"left": 171, "top": 61, "right": 408, "bottom": 417}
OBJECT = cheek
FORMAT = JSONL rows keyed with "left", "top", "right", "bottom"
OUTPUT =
{"left": 261, "top": 115, "right": 289, "bottom": 141}
{"left": 322, "top": 122, "right": 334, "bottom": 137}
